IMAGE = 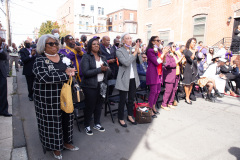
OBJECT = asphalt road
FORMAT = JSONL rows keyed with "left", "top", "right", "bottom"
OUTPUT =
{"left": 16, "top": 69, "right": 240, "bottom": 160}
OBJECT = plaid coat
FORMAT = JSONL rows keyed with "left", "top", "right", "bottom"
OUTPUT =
{"left": 33, "top": 53, "right": 74, "bottom": 151}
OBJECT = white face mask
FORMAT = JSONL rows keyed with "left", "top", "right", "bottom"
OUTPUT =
{"left": 159, "top": 44, "right": 163, "bottom": 50}
{"left": 54, "top": 33, "right": 60, "bottom": 39}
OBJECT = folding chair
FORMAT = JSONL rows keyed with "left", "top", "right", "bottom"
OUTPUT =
{"left": 73, "top": 101, "right": 85, "bottom": 132}
{"left": 135, "top": 75, "right": 149, "bottom": 103}
{"left": 104, "top": 79, "right": 119, "bottom": 123}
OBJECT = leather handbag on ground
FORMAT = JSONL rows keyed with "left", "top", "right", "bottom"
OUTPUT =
{"left": 135, "top": 106, "right": 152, "bottom": 124}
{"left": 60, "top": 76, "right": 74, "bottom": 113}
{"left": 134, "top": 102, "right": 149, "bottom": 117}
{"left": 72, "top": 76, "right": 85, "bottom": 103}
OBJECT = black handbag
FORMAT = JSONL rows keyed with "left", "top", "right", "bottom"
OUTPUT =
{"left": 72, "top": 77, "right": 85, "bottom": 103}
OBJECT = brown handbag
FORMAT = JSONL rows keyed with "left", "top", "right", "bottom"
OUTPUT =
{"left": 135, "top": 107, "right": 152, "bottom": 124}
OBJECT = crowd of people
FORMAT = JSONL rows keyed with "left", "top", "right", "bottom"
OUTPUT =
{"left": 0, "top": 28, "right": 240, "bottom": 159}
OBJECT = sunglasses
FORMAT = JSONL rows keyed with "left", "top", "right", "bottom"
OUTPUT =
{"left": 46, "top": 42, "right": 59, "bottom": 47}
{"left": 172, "top": 46, "right": 176, "bottom": 48}
{"left": 154, "top": 40, "right": 161, "bottom": 42}
{"left": 142, "top": 57, "right": 147, "bottom": 58}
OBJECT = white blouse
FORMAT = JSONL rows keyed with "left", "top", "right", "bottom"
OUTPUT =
{"left": 96, "top": 58, "right": 104, "bottom": 82}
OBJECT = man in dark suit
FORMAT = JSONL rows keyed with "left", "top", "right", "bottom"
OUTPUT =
{"left": 0, "top": 36, "right": 12, "bottom": 117}
{"left": 19, "top": 40, "right": 37, "bottom": 101}
{"left": 100, "top": 37, "right": 119, "bottom": 79}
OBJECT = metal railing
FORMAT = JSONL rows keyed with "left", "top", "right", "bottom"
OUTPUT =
{"left": 212, "top": 37, "right": 240, "bottom": 54}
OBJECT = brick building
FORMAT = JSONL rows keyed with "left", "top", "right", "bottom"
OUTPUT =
{"left": 107, "top": 9, "right": 138, "bottom": 34}
{"left": 137, "top": 0, "right": 240, "bottom": 49}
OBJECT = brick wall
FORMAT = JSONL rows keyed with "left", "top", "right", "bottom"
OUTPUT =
{"left": 138, "top": 0, "right": 237, "bottom": 47}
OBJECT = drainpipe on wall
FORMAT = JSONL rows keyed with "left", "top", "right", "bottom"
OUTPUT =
{"left": 180, "top": 0, "right": 185, "bottom": 42}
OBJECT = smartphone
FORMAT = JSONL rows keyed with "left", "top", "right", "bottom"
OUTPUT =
{"left": 103, "top": 61, "right": 108, "bottom": 66}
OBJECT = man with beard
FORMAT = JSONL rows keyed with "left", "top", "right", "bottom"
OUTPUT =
{"left": 19, "top": 40, "right": 37, "bottom": 101}
{"left": 59, "top": 35, "right": 83, "bottom": 81}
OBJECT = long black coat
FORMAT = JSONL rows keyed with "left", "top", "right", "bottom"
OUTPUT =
{"left": 19, "top": 48, "right": 36, "bottom": 76}
{"left": 182, "top": 49, "right": 199, "bottom": 85}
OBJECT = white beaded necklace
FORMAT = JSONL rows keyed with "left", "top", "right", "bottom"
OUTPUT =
{"left": 44, "top": 52, "right": 57, "bottom": 57}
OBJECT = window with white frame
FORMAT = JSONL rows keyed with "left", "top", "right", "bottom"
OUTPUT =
{"left": 86, "top": 22, "right": 89, "bottom": 30}
{"left": 79, "top": 21, "right": 82, "bottom": 29}
{"left": 130, "top": 13, "right": 134, "bottom": 20}
{"left": 193, "top": 16, "right": 206, "bottom": 42}
{"left": 102, "top": 8, "right": 104, "bottom": 15}
{"left": 98, "top": 7, "right": 101, "bottom": 15}
{"left": 115, "top": 14, "right": 117, "bottom": 20}
{"left": 109, "top": 17, "right": 112, "bottom": 22}
{"left": 81, "top": 4, "right": 85, "bottom": 14}
{"left": 147, "top": 25, "right": 152, "bottom": 42}
{"left": 159, "top": 30, "right": 170, "bottom": 45}
{"left": 119, "top": 12, "right": 122, "bottom": 20}
{"left": 148, "top": 0, "right": 152, "bottom": 8}
{"left": 90, "top": 5, "right": 94, "bottom": 12}
{"left": 160, "top": 0, "right": 171, "bottom": 5}
{"left": 119, "top": 25, "right": 122, "bottom": 32}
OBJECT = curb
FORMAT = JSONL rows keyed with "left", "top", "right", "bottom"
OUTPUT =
{"left": 11, "top": 74, "right": 28, "bottom": 160}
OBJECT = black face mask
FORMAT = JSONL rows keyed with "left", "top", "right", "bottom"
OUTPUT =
{"left": 115, "top": 43, "right": 119, "bottom": 47}
{"left": 25, "top": 43, "right": 30, "bottom": 48}
{"left": 82, "top": 37, "right": 87, "bottom": 42}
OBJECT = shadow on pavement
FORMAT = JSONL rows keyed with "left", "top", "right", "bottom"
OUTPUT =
{"left": 228, "top": 147, "right": 240, "bottom": 160}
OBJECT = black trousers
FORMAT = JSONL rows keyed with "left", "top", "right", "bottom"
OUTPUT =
{"left": 118, "top": 78, "right": 136, "bottom": 120}
{"left": 0, "top": 71, "right": 9, "bottom": 114}
{"left": 226, "top": 73, "right": 240, "bottom": 89}
{"left": 82, "top": 83, "right": 102, "bottom": 127}
{"left": 25, "top": 75, "right": 34, "bottom": 98}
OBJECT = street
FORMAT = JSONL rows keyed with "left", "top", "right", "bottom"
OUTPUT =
{"left": 15, "top": 68, "right": 240, "bottom": 160}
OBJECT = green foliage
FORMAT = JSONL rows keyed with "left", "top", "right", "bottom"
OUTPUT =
{"left": 38, "top": 21, "right": 60, "bottom": 37}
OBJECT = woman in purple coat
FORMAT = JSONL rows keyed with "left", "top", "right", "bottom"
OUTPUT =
{"left": 146, "top": 36, "right": 169, "bottom": 117}
{"left": 161, "top": 42, "right": 184, "bottom": 110}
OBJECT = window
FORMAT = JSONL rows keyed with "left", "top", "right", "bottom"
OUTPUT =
{"left": 193, "top": 16, "right": 206, "bottom": 42}
{"left": 148, "top": 0, "right": 152, "bottom": 8}
{"left": 69, "top": 7, "right": 70, "bottom": 13}
{"left": 147, "top": 25, "right": 152, "bottom": 42}
{"left": 119, "top": 25, "right": 122, "bottom": 32}
{"left": 79, "top": 21, "right": 82, "bottom": 29}
{"left": 109, "top": 17, "right": 112, "bottom": 22}
{"left": 130, "top": 13, "right": 134, "bottom": 20}
{"left": 86, "top": 22, "right": 89, "bottom": 30}
{"left": 90, "top": 5, "right": 94, "bottom": 12}
{"left": 98, "top": 7, "right": 101, "bottom": 15}
{"left": 113, "top": 26, "right": 116, "bottom": 31}
{"left": 81, "top": 4, "right": 85, "bottom": 14}
{"left": 160, "top": 0, "right": 171, "bottom": 5}
{"left": 119, "top": 13, "right": 122, "bottom": 20}
{"left": 115, "top": 14, "right": 117, "bottom": 20}
{"left": 102, "top": 8, "right": 104, "bottom": 15}
{"left": 159, "top": 30, "right": 170, "bottom": 45}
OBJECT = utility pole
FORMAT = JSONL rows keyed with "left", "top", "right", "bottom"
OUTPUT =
{"left": 5, "top": 0, "right": 11, "bottom": 45}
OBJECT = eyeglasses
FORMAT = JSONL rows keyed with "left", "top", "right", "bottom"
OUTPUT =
{"left": 142, "top": 57, "right": 147, "bottom": 58}
{"left": 154, "top": 40, "right": 161, "bottom": 42}
{"left": 46, "top": 42, "right": 59, "bottom": 47}
{"left": 172, "top": 46, "right": 176, "bottom": 48}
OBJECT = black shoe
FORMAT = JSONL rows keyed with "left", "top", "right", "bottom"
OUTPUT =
{"left": 185, "top": 100, "right": 192, "bottom": 105}
{"left": 206, "top": 94, "right": 215, "bottom": 102}
{"left": 215, "top": 90, "right": 223, "bottom": 98}
{"left": 0, "top": 113, "right": 12, "bottom": 117}
{"left": 153, "top": 110, "right": 160, "bottom": 115}
{"left": 152, "top": 114, "right": 157, "bottom": 118}
{"left": 190, "top": 94, "right": 196, "bottom": 101}
{"left": 29, "top": 97, "right": 33, "bottom": 101}
{"left": 118, "top": 120, "right": 127, "bottom": 127}
{"left": 84, "top": 126, "right": 93, "bottom": 135}
{"left": 127, "top": 117, "right": 137, "bottom": 125}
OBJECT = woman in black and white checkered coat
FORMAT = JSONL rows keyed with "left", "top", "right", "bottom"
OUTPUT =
{"left": 33, "top": 34, "right": 78, "bottom": 160}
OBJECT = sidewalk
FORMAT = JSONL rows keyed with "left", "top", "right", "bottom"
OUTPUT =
{"left": 0, "top": 73, "right": 13, "bottom": 160}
